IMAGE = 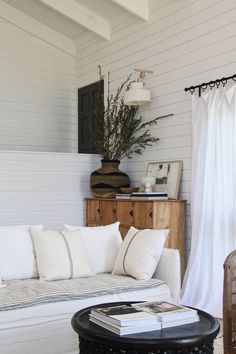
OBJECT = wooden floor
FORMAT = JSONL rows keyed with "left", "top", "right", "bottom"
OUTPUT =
{"left": 214, "top": 319, "right": 223, "bottom": 354}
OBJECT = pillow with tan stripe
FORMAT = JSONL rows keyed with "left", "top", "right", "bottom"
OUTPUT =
{"left": 30, "top": 228, "right": 94, "bottom": 281}
{"left": 64, "top": 222, "right": 122, "bottom": 274}
{"left": 112, "top": 226, "right": 169, "bottom": 280}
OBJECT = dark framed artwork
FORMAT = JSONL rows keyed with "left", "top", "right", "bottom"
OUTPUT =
{"left": 78, "top": 80, "right": 104, "bottom": 154}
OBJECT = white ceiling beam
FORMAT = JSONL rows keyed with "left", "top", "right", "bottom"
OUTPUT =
{"left": 39, "top": 0, "right": 110, "bottom": 40}
{"left": 112, "top": 0, "right": 149, "bottom": 21}
{"left": 0, "top": 0, "right": 75, "bottom": 56}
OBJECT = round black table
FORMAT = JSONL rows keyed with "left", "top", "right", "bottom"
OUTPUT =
{"left": 71, "top": 302, "right": 220, "bottom": 354}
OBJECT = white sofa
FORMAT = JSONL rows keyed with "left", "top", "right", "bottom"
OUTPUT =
{"left": 0, "top": 248, "right": 181, "bottom": 354}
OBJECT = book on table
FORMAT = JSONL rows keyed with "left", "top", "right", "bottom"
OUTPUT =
{"left": 130, "top": 196, "right": 168, "bottom": 200}
{"left": 89, "top": 314, "right": 161, "bottom": 335}
{"left": 161, "top": 316, "right": 200, "bottom": 328}
{"left": 131, "top": 301, "right": 199, "bottom": 322}
{"left": 130, "top": 192, "right": 168, "bottom": 200}
{"left": 115, "top": 193, "right": 132, "bottom": 200}
{"left": 90, "top": 304, "right": 158, "bottom": 327}
{"left": 89, "top": 302, "right": 199, "bottom": 335}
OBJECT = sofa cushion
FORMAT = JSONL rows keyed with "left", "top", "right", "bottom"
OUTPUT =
{"left": 113, "top": 226, "right": 169, "bottom": 280}
{"left": 0, "top": 225, "right": 43, "bottom": 281}
{"left": 0, "top": 274, "right": 165, "bottom": 311}
{"left": 30, "top": 229, "right": 94, "bottom": 281}
{"left": 64, "top": 222, "right": 122, "bottom": 274}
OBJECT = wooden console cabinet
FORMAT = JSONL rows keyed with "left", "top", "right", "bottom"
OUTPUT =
{"left": 86, "top": 198, "right": 186, "bottom": 276}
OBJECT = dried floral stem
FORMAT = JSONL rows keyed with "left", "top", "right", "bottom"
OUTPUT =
{"left": 91, "top": 70, "right": 173, "bottom": 160}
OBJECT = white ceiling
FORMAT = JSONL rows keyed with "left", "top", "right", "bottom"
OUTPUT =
{"left": 2, "top": 0, "right": 149, "bottom": 40}
{"left": 74, "top": 0, "right": 128, "bottom": 22}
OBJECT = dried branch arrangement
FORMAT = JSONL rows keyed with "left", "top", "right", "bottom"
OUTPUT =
{"left": 92, "top": 68, "right": 173, "bottom": 161}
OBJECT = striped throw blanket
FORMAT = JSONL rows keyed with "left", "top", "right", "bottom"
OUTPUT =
{"left": 0, "top": 274, "right": 164, "bottom": 311}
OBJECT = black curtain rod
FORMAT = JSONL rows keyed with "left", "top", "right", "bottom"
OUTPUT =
{"left": 184, "top": 74, "right": 236, "bottom": 97}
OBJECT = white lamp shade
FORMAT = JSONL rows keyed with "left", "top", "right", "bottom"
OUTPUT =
{"left": 124, "top": 82, "right": 151, "bottom": 106}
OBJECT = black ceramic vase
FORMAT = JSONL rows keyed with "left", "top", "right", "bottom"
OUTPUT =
{"left": 90, "top": 160, "right": 130, "bottom": 197}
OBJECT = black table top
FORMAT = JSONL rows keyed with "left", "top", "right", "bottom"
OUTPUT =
{"left": 71, "top": 301, "right": 220, "bottom": 350}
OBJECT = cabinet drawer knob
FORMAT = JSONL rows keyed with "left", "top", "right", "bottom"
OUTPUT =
{"left": 129, "top": 209, "right": 134, "bottom": 217}
{"left": 149, "top": 210, "right": 153, "bottom": 218}
{"left": 97, "top": 208, "right": 100, "bottom": 214}
{"left": 113, "top": 208, "right": 116, "bottom": 214}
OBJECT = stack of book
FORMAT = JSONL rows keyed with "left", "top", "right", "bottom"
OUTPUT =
{"left": 130, "top": 192, "right": 168, "bottom": 200}
{"left": 116, "top": 192, "right": 168, "bottom": 200}
{"left": 89, "top": 301, "right": 199, "bottom": 335}
{"left": 115, "top": 193, "right": 132, "bottom": 200}
{"left": 132, "top": 301, "right": 199, "bottom": 329}
{"left": 89, "top": 304, "right": 161, "bottom": 335}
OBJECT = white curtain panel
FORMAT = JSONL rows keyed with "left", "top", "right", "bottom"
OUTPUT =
{"left": 181, "top": 84, "right": 236, "bottom": 318}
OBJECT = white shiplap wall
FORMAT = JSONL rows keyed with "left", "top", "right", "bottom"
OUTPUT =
{"left": 76, "top": 0, "right": 236, "bottom": 255}
{"left": 0, "top": 18, "right": 76, "bottom": 153}
{"left": 0, "top": 151, "right": 100, "bottom": 228}
{"left": 0, "top": 12, "right": 101, "bottom": 228}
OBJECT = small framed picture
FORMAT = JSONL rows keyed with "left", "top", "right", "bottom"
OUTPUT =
{"left": 146, "top": 160, "right": 183, "bottom": 199}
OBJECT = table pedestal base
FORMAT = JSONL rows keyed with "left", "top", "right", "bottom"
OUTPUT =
{"left": 79, "top": 336, "right": 214, "bottom": 354}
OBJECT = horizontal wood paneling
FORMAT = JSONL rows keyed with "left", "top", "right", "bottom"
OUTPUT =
{"left": 0, "top": 18, "right": 76, "bottom": 152}
{"left": 76, "top": 0, "right": 236, "bottom": 255}
{"left": 0, "top": 2, "right": 75, "bottom": 55}
{"left": 0, "top": 151, "right": 100, "bottom": 228}
{"left": 0, "top": 0, "right": 96, "bottom": 232}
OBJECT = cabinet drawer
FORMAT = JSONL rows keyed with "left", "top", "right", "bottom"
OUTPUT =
{"left": 116, "top": 201, "right": 135, "bottom": 225}
{"left": 152, "top": 202, "right": 170, "bottom": 230}
{"left": 99, "top": 200, "right": 117, "bottom": 225}
{"left": 134, "top": 202, "right": 153, "bottom": 228}
{"left": 86, "top": 200, "right": 100, "bottom": 223}
{"left": 117, "top": 201, "right": 154, "bottom": 228}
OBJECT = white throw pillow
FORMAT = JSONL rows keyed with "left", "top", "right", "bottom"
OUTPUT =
{"left": 64, "top": 222, "right": 122, "bottom": 274}
{"left": 30, "top": 229, "right": 94, "bottom": 281}
{"left": 112, "top": 226, "right": 169, "bottom": 280}
{"left": 0, "top": 225, "right": 43, "bottom": 280}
